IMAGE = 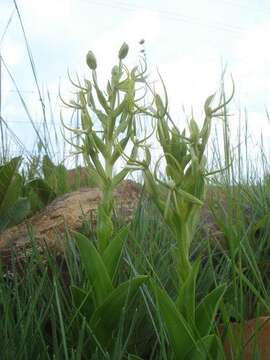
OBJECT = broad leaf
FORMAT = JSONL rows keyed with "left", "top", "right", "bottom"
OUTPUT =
{"left": 0, "top": 157, "right": 22, "bottom": 214}
{"left": 175, "top": 258, "right": 200, "bottom": 324}
{"left": 188, "top": 334, "right": 224, "bottom": 360}
{"left": 102, "top": 225, "right": 129, "bottom": 280}
{"left": 195, "top": 284, "right": 226, "bottom": 337}
{"left": 71, "top": 285, "right": 94, "bottom": 319}
{"left": 90, "top": 276, "right": 148, "bottom": 348}
{"left": 27, "top": 178, "right": 56, "bottom": 205}
{"left": 152, "top": 281, "right": 197, "bottom": 358}
{"left": 0, "top": 197, "right": 30, "bottom": 233}
{"left": 42, "top": 155, "right": 56, "bottom": 179}
{"left": 72, "top": 231, "right": 113, "bottom": 307}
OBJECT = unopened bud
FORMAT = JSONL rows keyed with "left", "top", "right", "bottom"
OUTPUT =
{"left": 118, "top": 42, "right": 129, "bottom": 60}
{"left": 86, "top": 50, "right": 97, "bottom": 70}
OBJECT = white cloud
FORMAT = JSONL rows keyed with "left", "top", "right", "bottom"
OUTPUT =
{"left": 43, "top": 8, "right": 161, "bottom": 110}
{"left": 80, "top": 9, "right": 161, "bottom": 86}
{"left": 156, "top": 56, "right": 222, "bottom": 125}
{"left": 232, "top": 23, "right": 270, "bottom": 107}
{"left": 18, "top": 0, "right": 73, "bottom": 35}
{"left": 2, "top": 41, "right": 23, "bottom": 66}
{"left": 235, "top": 23, "right": 270, "bottom": 72}
{"left": 2, "top": 0, "right": 270, "bottom": 157}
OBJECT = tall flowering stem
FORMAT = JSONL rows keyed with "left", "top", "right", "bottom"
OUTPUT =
{"left": 61, "top": 44, "right": 147, "bottom": 252}
{"left": 60, "top": 44, "right": 149, "bottom": 353}
{"left": 140, "top": 75, "right": 234, "bottom": 283}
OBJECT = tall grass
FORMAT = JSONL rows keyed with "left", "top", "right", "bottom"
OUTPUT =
{"left": 1, "top": 166, "right": 270, "bottom": 358}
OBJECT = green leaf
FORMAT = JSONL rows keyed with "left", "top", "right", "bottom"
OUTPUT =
{"left": 91, "top": 132, "right": 108, "bottom": 158}
{"left": 155, "top": 94, "right": 166, "bottom": 117}
{"left": 111, "top": 134, "right": 130, "bottom": 164}
{"left": 41, "top": 155, "right": 69, "bottom": 194}
{"left": 42, "top": 155, "right": 56, "bottom": 179}
{"left": 113, "top": 96, "right": 128, "bottom": 118}
{"left": 175, "top": 258, "right": 200, "bottom": 323}
{"left": 127, "top": 355, "right": 144, "bottom": 360}
{"left": 90, "top": 276, "right": 148, "bottom": 348}
{"left": 188, "top": 334, "right": 223, "bottom": 360}
{"left": 81, "top": 109, "right": 92, "bottom": 131}
{"left": 117, "top": 79, "right": 130, "bottom": 92}
{"left": 0, "top": 157, "right": 22, "bottom": 214}
{"left": 70, "top": 285, "right": 94, "bottom": 319}
{"left": 195, "top": 284, "right": 226, "bottom": 337}
{"left": 175, "top": 187, "right": 203, "bottom": 206}
{"left": 94, "top": 84, "right": 110, "bottom": 114}
{"left": 204, "top": 93, "right": 216, "bottom": 115}
{"left": 54, "top": 164, "right": 69, "bottom": 194}
{"left": 111, "top": 167, "right": 130, "bottom": 188}
{"left": 0, "top": 197, "right": 30, "bottom": 233}
{"left": 0, "top": 157, "right": 30, "bottom": 232}
{"left": 72, "top": 231, "right": 113, "bottom": 307}
{"left": 0, "top": 173, "right": 23, "bottom": 216}
{"left": 102, "top": 225, "right": 129, "bottom": 280}
{"left": 26, "top": 178, "right": 56, "bottom": 205}
{"left": 152, "top": 281, "right": 197, "bottom": 358}
{"left": 189, "top": 118, "right": 200, "bottom": 139}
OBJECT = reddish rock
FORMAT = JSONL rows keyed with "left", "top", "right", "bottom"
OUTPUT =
{"left": 0, "top": 176, "right": 239, "bottom": 264}
{"left": 0, "top": 180, "right": 141, "bottom": 263}
{"left": 219, "top": 317, "right": 270, "bottom": 359}
{"left": 65, "top": 166, "right": 91, "bottom": 188}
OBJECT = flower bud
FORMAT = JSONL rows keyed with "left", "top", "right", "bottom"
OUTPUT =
{"left": 86, "top": 50, "right": 97, "bottom": 70}
{"left": 118, "top": 42, "right": 129, "bottom": 60}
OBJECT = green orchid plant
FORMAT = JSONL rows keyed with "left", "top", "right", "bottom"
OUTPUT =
{"left": 132, "top": 75, "right": 235, "bottom": 359}
{"left": 61, "top": 43, "right": 148, "bottom": 354}
{"left": 0, "top": 157, "right": 30, "bottom": 233}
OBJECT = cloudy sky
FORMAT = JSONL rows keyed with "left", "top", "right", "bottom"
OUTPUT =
{"left": 1, "top": 0, "right": 270, "bottom": 165}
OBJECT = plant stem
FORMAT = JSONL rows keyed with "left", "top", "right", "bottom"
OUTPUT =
{"left": 177, "top": 223, "right": 192, "bottom": 283}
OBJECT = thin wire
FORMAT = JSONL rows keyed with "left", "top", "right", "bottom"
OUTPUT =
{"left": 0, "top": 115, "right": 33, "bottom": 159}
{"left": 6, "top": 119, "right": 63, "bottom": 125}
{"left": 0, "top": 8, "right": 15, "bottom": 47}
{"left": 0, "top": 54, "right": 47, "bottom": 147}
{"left": 82, "top": 0, "right": 248, "bottom": 34}
{"left": 0, "top": 7, "right": 15, "bottom": 159}
{"left": 13, "top": 0, "right": 53, "bottom": 155}
{"left": 214, "top": 0, "right": 270, "bottom": 16}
